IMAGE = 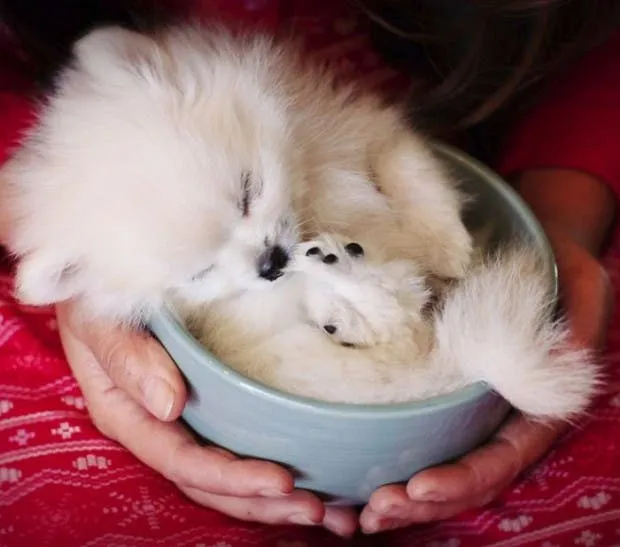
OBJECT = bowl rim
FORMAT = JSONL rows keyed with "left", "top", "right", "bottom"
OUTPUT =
{"left": 149, "top": 141, "right": 559, "bottom": 418}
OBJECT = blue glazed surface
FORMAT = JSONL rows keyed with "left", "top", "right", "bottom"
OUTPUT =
{"left": 149, "top": 141, "right": 556, "bottom": 505}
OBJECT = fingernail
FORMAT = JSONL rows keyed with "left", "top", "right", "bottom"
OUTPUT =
{"left": 288, "top": 514, "right": 319, "bottom": 526}
{"left": 143, "top": 376, "right": 175, "bottom": 420}
{"left": 259, "top": 488, "right": 289, "bottom": 498}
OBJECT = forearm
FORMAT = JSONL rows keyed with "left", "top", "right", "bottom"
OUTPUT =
{"left": 495, "top": 24, "right": 620, "bottom": 256}
{"left": 515, "top": 169, "right": 616, "bottom": 256}
{"left": 514, "top": 169, "right": 614, "bottom": 350}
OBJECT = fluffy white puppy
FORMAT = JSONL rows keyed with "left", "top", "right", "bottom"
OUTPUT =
{"left": 0, "top": 23, "right": 471, "bottom": 323}
{"left": 0, "top": 22, "right": 598, "bottom": 421}
{"left": 187, "top": 234, "right": 600, "bottom": 422}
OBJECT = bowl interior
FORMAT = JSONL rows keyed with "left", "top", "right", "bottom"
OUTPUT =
{"left": 150, "top": 141, "right": 558, "bottom": 415}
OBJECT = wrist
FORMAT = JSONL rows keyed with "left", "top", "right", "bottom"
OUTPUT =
{"left": 514, "top": 168, "right": 615, "bottom": 256}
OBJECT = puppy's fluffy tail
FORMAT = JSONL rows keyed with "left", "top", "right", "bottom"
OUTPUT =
{"left": 431, "top": 246, "right": 602, "bottom": 422}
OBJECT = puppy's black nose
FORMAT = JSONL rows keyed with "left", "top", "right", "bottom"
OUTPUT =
{"left": 258, "top": 245, "right": 289, "bottom": 281}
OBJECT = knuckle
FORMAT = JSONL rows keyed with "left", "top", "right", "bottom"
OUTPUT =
{"left": 103, "top": 342, "right": 139, "bottom": 387}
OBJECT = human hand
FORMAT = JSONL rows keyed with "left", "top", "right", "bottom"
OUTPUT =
{"left": 55, "top": 300, "right": 357, "bottom": 537}
{"left": 359, "top": 169, "right": 615, "bottom": 534}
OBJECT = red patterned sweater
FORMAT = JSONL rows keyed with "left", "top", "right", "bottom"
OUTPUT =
{"left": 1, "top": 2, "right": 620, "bottom": 546}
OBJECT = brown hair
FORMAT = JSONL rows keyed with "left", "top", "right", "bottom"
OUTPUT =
{"left": 3, "top": 0, "right": 619, "bottom": 135}
{"left": 355, "top": 0, "right": 620, "bottom": 135}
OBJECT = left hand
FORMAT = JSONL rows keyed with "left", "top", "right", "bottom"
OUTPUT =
{"left": 359, "top": 173, "right": 615, "bottom": 533}
{"left": 55, "top": 301, "right": 358, "bottom": 537}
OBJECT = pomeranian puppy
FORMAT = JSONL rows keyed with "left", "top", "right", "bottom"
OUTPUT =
{"left": 0, "top": 22, "right": 599, "bottom": 420}
{"left": 0, "top": 23, "right": 471, "bottom": 323}
{"left": 186, "top": 233, "right": 600, "bottom": 422}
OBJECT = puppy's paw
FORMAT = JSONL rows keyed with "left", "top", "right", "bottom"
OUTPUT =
{"left": 296, "top": 235, "right": 388, "bottom": 347}
{"left": 318, "top": 298, "right": 378, "bottom": 348}
{"left": 297, "top": 235, "right": 364, "bottom": 271}
{"left": 296, "top": 234, "right": 424, "bottom": 349}
{"left": 298, "top": 236, "right": 373, "bottom": 347}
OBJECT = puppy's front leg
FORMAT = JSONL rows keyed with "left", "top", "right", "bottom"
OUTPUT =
{"left": 370, "top": 129, "right": 473, "bottom": 279}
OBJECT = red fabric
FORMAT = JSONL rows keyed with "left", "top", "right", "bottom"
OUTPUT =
{"left": 497, "top": 29, "right": 620, "bottom": 196}
{"left": 2, "top": 2, "right": 620, "bottom": 546}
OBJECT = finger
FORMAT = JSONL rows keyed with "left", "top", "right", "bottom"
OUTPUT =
{"left": 361, "top": 499, "right": 472, "bottom": 533}
{"left": 366, "top": 483, "right": 411, "bottom": 513}
{"left": 99, "top": 389, "right": 294, "bottom": 496}
{"left": 322, "top": 506, "right": 359, "bottom": 538}
{"left": 59, "top": 318, "right": 295, "bottom": 496}
{"left": 361, "top": 513, "right": 409, "bottom": 534}
{"left": 57, "top": 301, "right": 186, "bottom": 421}
{"left": 406, "top": 413, "right": 564, "bottom": 503}
{"left": 362, "top": 484, "right": 483, "bottom": 528}
{"left": 180, "top": 487, "right": 325, "bottom": 526}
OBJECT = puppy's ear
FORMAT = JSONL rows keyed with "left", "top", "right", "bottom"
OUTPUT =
{"left": 15, "top": 253, "right": 82, "bottom": 306}
{"left": 73, "top": 26, "right": 155, "bottom": 73}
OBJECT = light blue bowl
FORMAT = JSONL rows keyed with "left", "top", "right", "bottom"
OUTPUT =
{"left": 149, "top": 142, "right": 558, "bottom": 505}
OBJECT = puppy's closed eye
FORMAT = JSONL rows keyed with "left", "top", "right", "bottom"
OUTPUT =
{"left": 240, "top": 171, "right": 251, "bottom": 217}
{"left": 239, "top": 171, "right": 263, "bottom": 217}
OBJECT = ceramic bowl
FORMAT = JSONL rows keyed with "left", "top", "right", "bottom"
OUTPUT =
{"left": 149, "top": 142, "right": 557, "bottom": 505}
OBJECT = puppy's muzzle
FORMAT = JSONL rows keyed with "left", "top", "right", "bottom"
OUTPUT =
{"left": 258, "top": 245, "right": 289, "bottom": 281}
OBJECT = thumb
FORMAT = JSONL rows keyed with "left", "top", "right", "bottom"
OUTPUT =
{"left": 555, "top": 243, "right": 613, "bottom": 350}
{"left": 56, "top": 301, "right": 187, "bottom": 421}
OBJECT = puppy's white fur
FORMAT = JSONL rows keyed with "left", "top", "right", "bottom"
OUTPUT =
{"left": 0, "top": 23, "right": 471, "bottom": 324}
{"left": 188, "top": 234, "right": 600, "bottom": 421}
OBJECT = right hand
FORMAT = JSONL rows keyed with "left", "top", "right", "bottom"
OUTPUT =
{"left": 55, "top": 300, "right": 357, "bottom": 537}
